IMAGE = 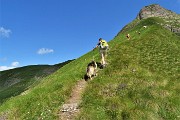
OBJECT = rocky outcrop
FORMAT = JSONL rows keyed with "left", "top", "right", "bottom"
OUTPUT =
{"left": 137, "top": 4, "right": 176, "bottom": 20}
{"left": 137, "top": 4, "right": 180, "bottom": 35}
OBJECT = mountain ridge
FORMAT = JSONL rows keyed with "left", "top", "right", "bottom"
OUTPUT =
{"left": 0, "top": 4, "right": 179, "bottom": 120}
{"left": 120, "top": 4, "right": 180, "bottom": 35}
{"left": 0, "top": 60, "right": 73, "bottom": 104}
{"left": 137, "top": 4, "right": 180, "bottom": 34}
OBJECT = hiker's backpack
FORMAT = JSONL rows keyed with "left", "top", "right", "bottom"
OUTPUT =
{"left": 100, "top": 40, "right": 108, "bottom": 48}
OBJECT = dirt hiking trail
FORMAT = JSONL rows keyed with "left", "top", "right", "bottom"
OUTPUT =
{"left": 59, "top": 79, "right": 87, "bottom": 120}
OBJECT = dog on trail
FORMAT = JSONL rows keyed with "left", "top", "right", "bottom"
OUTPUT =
{"left": 84, "top": 61, "right": 97, "bottom": 81}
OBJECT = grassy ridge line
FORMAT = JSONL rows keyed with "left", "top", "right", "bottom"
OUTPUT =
{"left": 0, "top": 47, "right": 101, "bottom": 119}
{"left": 77, "top": 18, "right": 180, "bottom": 120}
{"left": 0, "top": 65, "right": 50, "bottom": 89}
{"left": 0, "top": 65, "right": 52, "bottom": 104}
{"left": 0, "top": 60, "right": 72, "bottom": 104}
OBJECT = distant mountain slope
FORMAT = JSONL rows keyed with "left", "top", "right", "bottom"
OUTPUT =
{"left": 0, "top": 4, "right": 179, "bottom": 120}
{"left": 0, "top": 60, "right": 73, "bottom": 104}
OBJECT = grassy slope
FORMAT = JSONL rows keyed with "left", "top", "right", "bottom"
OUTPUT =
{"left": 0, "top": 51, "right": 100, "bottom": 119}
{"left": 0, "top": 17, "right": 179, "bottom": 120}
{"left": 0, "top": 60, "right": 72, "bottom": 104}
{"left": 77, "top": 18, "right": 180, "bottom": 120}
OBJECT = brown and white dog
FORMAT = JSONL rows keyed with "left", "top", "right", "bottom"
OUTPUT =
{"left": 84, "top": 61, "right": 97, "bottom": 81}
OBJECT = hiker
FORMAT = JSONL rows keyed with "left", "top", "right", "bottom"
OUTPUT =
{"left": 143, "top": 25, "right": 147, "bottom": 28}
{"left": 94, "top": 38, "right": 109, "bottom": 67}
{"left": 126, "top": 34, "right": 130, "bottom": 40}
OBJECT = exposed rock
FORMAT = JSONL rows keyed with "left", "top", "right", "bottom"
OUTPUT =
{"left": 60, "top": 103, "right": 80, "bottom": 120}
{"left": 61, "top": 103, "right": 79, "bottom": 112}
{"left": 137, "top": 4, "right": 180, "bottom": 35}
{"left": 4, "top": 78, "right": 21, "bottom": 88}
{"left": 137, "top": 4, "right": 176, "bottom": 20}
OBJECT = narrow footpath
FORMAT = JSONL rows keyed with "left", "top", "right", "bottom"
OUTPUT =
{"left": 59, "top": 79, "right": 87, "bottom": 120}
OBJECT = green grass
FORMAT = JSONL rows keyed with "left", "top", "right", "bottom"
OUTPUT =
{"left": 77, "top": 18, "right": 180, "bottom": 120}
{"left": 0, "top": 52, "right": 99, "bottom": 119}
{"left": 0, "top": 17, "right": 179, "bottom": 120}
{"left": 0, "top": 60, "right": 72, "bottom": 104}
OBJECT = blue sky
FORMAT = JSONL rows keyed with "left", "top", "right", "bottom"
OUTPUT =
{"left": 0, "top": 0, "right": 179, "bottom": 71}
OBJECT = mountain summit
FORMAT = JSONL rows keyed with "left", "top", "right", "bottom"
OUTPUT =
{"left": 137, "top": 4, "right": 180, "bottom": 34}
{"left": 137, "top": 4, "right": 179, "bottom": 20}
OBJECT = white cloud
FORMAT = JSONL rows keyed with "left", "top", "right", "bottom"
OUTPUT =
{"left": 0, "top": 61, "right": 20, "bottom": 71}
{"left": 0, "top": 66, "right": 15, "bottom": 71}
{"left": 37, "top": 48, "right": 54, "bottom": 55}
{"left": 11, "top": 61, "right": 19, "bottom": 67}
{"left": 0, "top": 27, "right": 12, "bottom": 38}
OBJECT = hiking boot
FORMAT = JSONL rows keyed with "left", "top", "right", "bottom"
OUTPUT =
{"left": 100, "top": 64, "right": 106, "bottom": 69}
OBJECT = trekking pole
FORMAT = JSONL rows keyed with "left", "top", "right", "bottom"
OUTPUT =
{"left": 93, "top": 56, "right": 95, "bottom": 61}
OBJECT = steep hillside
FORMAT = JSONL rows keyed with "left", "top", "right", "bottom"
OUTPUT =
{"left": 0, "top": 51, "right": 97, "bottom": 119}
{"left": 0, "top": 60, "right": 73, "bottom": 104}
{"left": 78, "top": 17, "right": 180, "bottom": 120}
{"left": 0, "top": 4, "right": 179, "bottom": 120}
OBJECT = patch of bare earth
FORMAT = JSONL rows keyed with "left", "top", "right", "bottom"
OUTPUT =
{"left": 0, "top": 112, "right": 8, "bottom": 120}
{"left": 59, "top": 79, "right": 87, "bottom": 120}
